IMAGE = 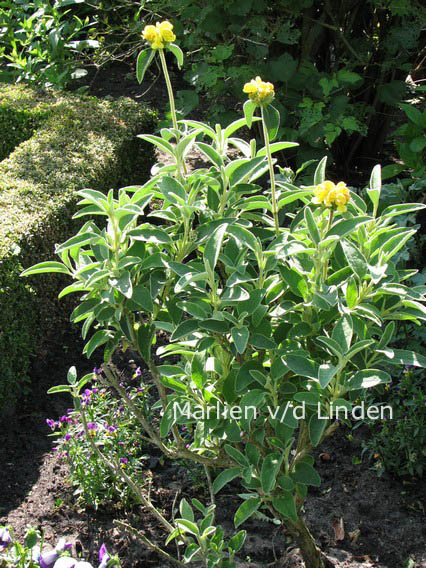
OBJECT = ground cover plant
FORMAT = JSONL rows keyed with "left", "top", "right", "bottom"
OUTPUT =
{"left": 0, "top": 525, "right": 119, "bottom": 567}
{"left": 22, "top": 20, "right": 426, "bottom": 568}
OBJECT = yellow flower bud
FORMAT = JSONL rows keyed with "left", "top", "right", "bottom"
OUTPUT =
{"left": 142, "top": 25, "right": 157, "bottom": 44}
{"left": 312, "top": 180, "right": 351, "bottom": 213}
{"left": 243, "top": 76, "right": 275, "bottom": 105}
{"left": 142, "top": 21, "right": 176, "bottom": 49}
{"left": 158, "top": 21, "right": 176, "bottom": 42}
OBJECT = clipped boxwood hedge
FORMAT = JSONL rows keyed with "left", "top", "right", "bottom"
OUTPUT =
{"left": 0, "top": 84, "right": 157, "bottom": 416}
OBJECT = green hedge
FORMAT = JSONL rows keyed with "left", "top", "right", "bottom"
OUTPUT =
{"left": 0, "top": 84, "right": 157, "bottom": 416}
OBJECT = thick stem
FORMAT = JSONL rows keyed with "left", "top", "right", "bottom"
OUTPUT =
{"left": 260, "top": 105, "right": 279, "bottom": 237}
{"left": 287, "top": 517, "right": 326, "bottom": 568}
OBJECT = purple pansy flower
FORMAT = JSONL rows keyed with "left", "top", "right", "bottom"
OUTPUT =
{"left": 65, "top": 434, "right": 72, "bottom": 442}
{"left": 46, "top": 419, "right": 56, "bottom": 431}
{"left": 119, "top": 458, "right": 128, "bottom": 466}
{"left": 39, "top": 538, "right": 72, "bottom": 568}
{"left": 0, "top": 527, "right": 12, "bottom": 551}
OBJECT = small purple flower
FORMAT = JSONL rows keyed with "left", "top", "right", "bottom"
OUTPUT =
{"left": 133, "top": 367, "right": 142, "bottom": 379}
{"left": 46, "top": 419, "right": 57, "bottom": 431}
{"left": 39, "top": 539, "right": 71, "bottom": 568}
{"left": 118, "top": 441, "right": 125, "bottom": 446}
{"left": 93, "top": 367, "right": 103, "bottom": 375}
{"left": 119, "top": 458, "right": 128, "bottom": 466}
{"left": 98, "top": 544, "right": 110, "bottom": 568}
{"left": 0, "top": 527, "right": 12, "bottom": 551}
{"left": 65, "top": 433, "right": 72, "bottom": 441}
{"left": 87, "top": 422, "right": 97, "bottom": 431}
{"left": 107, "top": 425, "right": 117, "bottom": 433}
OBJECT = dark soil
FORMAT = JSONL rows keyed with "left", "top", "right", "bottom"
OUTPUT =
{"left": 1, "top": 61, "right": 425, "bottom": 568}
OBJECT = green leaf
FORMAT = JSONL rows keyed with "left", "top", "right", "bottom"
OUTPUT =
{"left": 176, "top": 519, "right": 200, "bottom": 536}
{"left": 345, "top": 277, "right": 358, "bottom": 308}
{"left": 285, "top": 354, "right": 319, "bottom": 379}
{"left": 225, "top": 444, "right": 249, "bottom": 467}
{"left": 346, "top": 369, "right": 391, "bottom": 390}
{"left": 197, "top": 142, "right": 224, "bottom": 168}
{"left": 262, "top": 104, "right": 280, "bottom": 141}
{"left": 309, "top": 413, "right": 327, "bottom": 446}
{"left": 250, "top": 333, "right": 276, "bottom": 350}
{"left": 131, "top": 285, "right": 154, "bottom": 312}
{"left": 318, "top": 363, "right": 337, "bottom": 389}
{"left": 21, "top": 261, "right": 71, "bottom": 277}
{"left": 199, "top": 319, "right": 229, "bottom": 333}
{"left": 227, "top": 224, "right": 259, "bottom": 252}
{"left": 224, "top": 116, "right": 261, "bottom": 138}
{"left": 243, "top": 99, "right": 257, "bottom": 128}
{"left": 313, "top": 156, "right": 327, "bottom": 185}
{"left": 256, "top": 141, "right": 298, "bottom": 157}
{"left": 234, "top": 497, "right": 261, "bottom": 528}
{"left": 136, "top": 48, "right": 155, "bottom": 83}
{"left": 279, "top": 265, "right": 308, "bottom": 299}
{"left": 400, "top": 103, "right": 424, "bottom": 128}
{"left": 159, "top": 176, "right": 187, "bottom": 205}
{"left": 304, "top": 207, "right": 320, "bottom": 245}
{"left": 345, "top": 339, "right": 374, "bottom": 359}
{"left": 367, "top": 164, "right": 381, "bottom": 215}
{"left": 229, "top": 156, "right": 265, "bottom": 187}
{"left": 129, "top": 226, "right": 172, "bottom": 244}
{"left": 204, "top": 223, "right": 228, "bottom": 272}
{"left": 171, "top": 319, "right": 199, "bottom": 341}
{"left": 261, "top": 452, "right": 283, "bottom": 493}
{"left": 332, "top": 314, "right": 353, "bottom": 352}
{"left": 272, "top": 492, "right": 297, "bottom": 522}
{"left": 293, "top": 392, "right": 320, "bottom": 406}
{"left": 341, "top": 240, "right": 368, "bottom": 280}
{"left": 56, "top": 232, "right": 99, "bottom": 253}
{"left": 191, "top": 354, "right": 205, "bottom": 389}
{"left": 179, "top": 498, "right": 194, "bottom": 522}
{"left": 160, "top": 401, "right": 177, "bottom": 437}
{"left": 138, "top": 134, "right": 174, "bottom": 156}
{"left": 326, "top": 216, "right": 371, "bottom": 238}
{"left": 380, "top": 349, "right": 426, "bottom": 368}
{"left": 294, "top": 462, "right": 321, "bottom": 486}
{"left": 167, "top": 42, "right": 184, "bottom": 68}
{"left": 213, "top": 468, "right": 241, "bottom": 494}
{"left": 317, "top": 336, "right": 344, "bottom": 358}
{"left": 47, "top": 384, "right": 72, "bottom": 394}
{"left": 228, "top": 530, "right": 247, "bottom": 552}
{"left": 137, "top": 323, "right": 155, "bottom": 362}
{"left": 381, "top": 203, "right": 426, "bottom": 218}
{"left": 67, "top": 366, "right": 77, "bottom": 385}
{"left": 231, "top": 326, "right": 249, "bottom": 354}
{"left": 114, "top": 271, "right": 132, "bottom": 299}
{"left": 83, "top": 330, "right": 110, "bottom": 358}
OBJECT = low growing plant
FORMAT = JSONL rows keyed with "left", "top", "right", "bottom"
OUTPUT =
{"left": 23, "top": 21, "right": 426, "bottom": 568}
{"left": 360, "top": 365, "right": 426, "bottom": 479}
{"left": 0, "top": 526, "right": 118, "bottom": 568}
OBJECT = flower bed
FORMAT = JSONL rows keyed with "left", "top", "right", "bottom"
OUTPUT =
{"left": 0, "top": 84, "right": 156, "bottom": 416}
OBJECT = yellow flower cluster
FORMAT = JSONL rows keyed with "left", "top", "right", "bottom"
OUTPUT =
{"left": 312, "top": 180, "right": 351, "bottom": 213}
{"left": 142, "top": 21, "right": 176, "bottom": 49}
{"left": 243, "top": 76, "right": 275, "bottom": 105}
